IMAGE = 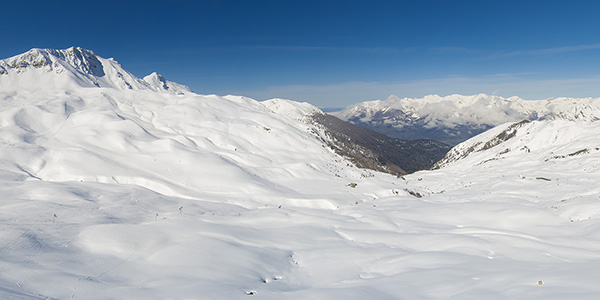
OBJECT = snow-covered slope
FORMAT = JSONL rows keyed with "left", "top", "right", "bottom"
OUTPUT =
{"left": 3, "top": 48, "right": 600, "bottom": 299}
{"left": 143, "top": 72, "right": 192, "bottom": 95}
{"left": 0, "top": 47, "right": 192, "bottom": 94}
{"left": 434, "top": 118, "right": 600, "bottom": 170}
{"left": 0, "top": 82, "right": 407, "bottom": 299}
{"left": 389, "top": 118, "right": 600, "bottom": 299}
{"left": 0, "top": 87, "right": 379, "bottom": 203}
{"left": 333, "top": 94, "right": 600, "bottom": 145}
{"left": 263, "top": 98, "right": 451, "bottom": 175}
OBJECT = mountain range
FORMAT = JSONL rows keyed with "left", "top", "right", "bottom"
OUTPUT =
{"left": 0, "top": 47, "right": 448, "bottom": 176}
{"left": 333, "top": 94, "right": 600, "bottom": 145}
{"left": 1, "top": 47, "right": 600, "bottom": 299}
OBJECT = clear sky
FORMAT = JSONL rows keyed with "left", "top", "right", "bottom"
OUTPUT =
{"left": 2, "top": 0, "right": 600, "bottom": 107}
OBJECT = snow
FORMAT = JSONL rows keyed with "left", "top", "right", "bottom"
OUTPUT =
{"left": 0, "top": 47, "right": 192, "bottom": 94}
{"left": 334, "top": 93, "right": 600, "bottom": 128}
{"left": 143, "top": 72, "right": 192, "bottom": 95}
{"left": 1, "top": 47, "right": 600, "bottom": 299}
{"left": 261, "top": 98, "right": 322, "bottom": 121}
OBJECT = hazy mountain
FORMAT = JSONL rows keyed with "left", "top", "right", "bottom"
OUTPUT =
{"left": 333, "top": 93, "right": 600, "bottom": 145}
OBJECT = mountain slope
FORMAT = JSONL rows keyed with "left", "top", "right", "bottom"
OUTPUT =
{"left": 333, "top": 94, "right": 600, "bottom": 145}
{"left": 407, "top": 117, "right": 600, "bottom": 225}
{"left": 309, "top": 112, "right": 450, "bottom": 175}
{"left": 3, "top": 47, "right": 600, "bottom": 299}
{"left": 0, "top": 47, "right": 192, "bottom": 94}
{"left": 263, "top": 98, "right": 451, "bottom": 175}
{"left": 0, "top": 87, "right": 386, "bottom": 203}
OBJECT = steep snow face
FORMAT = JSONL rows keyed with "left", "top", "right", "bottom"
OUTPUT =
{"left": 333, "top": 94, "right": 600, "bottom": 144}
{"left": 0, "top": 47, "right": 192, "bottom": 94}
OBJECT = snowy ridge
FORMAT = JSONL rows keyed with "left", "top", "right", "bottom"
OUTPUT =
{"left": 0, "top": 47, "right": 192, "bottom": 94}
{"left": 262, "top": 98, "right": 322, "bottom": 122}
{"left": 3, "top": 48, "right": 600, "bottom": 299}
{"left": 143, "top": 72, "right": 192, "bottom": 95}
{"left": 333, "top": 93, "right": 600, "bottom": 144}
{"left": 0, "top": 88, "right": 376, "bottom": 203}
{"left": 409, "top": 116, "right": 600, "bottom": 226}
{"left": 435, "top": 118, "right": 600, "bottom": 169}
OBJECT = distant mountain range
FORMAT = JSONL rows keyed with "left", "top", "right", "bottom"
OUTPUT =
{"left": 0, "top": 47, "right": 449, "bottom": 176}
{"left": 3, "top": 47, "right": 600, "bottom": 299}
{"left": 332, "top": 94, "right": 600, "bottom": 145}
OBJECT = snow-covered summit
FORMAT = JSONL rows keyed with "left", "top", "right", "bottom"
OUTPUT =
{"left": 262, "top": 98, "right": 323, "bottom": 121}
{"left": 333, "top": 93, "right": 600, "bottom": 145}
{"left": 0, "top": 47, "right": 192, "bottom": 94}
{"left": 143, "top": 72, "right": 192, "bottom": 95}
{"left": 3, "top": 48, "right": 600, "bottom": 299}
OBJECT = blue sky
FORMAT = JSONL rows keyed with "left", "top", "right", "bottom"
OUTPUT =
{"left": 2, "top": 0, "right": 600, "bottom": 107}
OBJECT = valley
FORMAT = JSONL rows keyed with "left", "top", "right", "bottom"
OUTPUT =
{"left": 0, "top": 47, "right": 599, "bottom": 299}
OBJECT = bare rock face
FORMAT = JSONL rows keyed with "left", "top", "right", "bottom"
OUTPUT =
{"left": 263, "top": 98, "right": 452, "bottom": 176}
{"left": 310, "top": 113, "right": 451, "bottom": 175}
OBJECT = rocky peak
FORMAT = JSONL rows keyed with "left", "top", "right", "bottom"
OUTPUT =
{"left": 0, "top": 47, "right": 191, "bottom": 94}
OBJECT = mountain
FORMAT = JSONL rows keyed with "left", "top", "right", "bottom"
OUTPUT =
{"left": 433, "top": 118, "right": 600, "bottom": 171}
{"left": 2, "top": 47, "right": 600, "bottom": 299}
{"left": 0, "top": 47, "right": 443, "bottom": 176}
{"left": 0, "top": 47, "right": 191, "bottom": 94}
{"left": 263, "top": 98, "right": 451, "bottom": 175}
{"left": 143, "top": 72, "right": 192, "bottom": 95}
{"left": 419, "top": 116, "right": 600, "bottom": 225}
{"left": 309, "top": 112, "right": 450, "bottom": 175}
{"left": 394, "top": 117, "right": 600, "bottom": 299}
{"left": 332, "top": 93, "right": 600, "bottom": 145}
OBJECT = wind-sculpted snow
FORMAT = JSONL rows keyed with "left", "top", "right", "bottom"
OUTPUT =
{"left": 0, "top": 88, "right": 377, "bottom": 202}
{"left": 2, "top": 48, "right": 600, "bottom": 299}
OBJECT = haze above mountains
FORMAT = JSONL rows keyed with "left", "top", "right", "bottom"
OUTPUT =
{"left": 1, "top": 47, "right": 600, "bottom": 299}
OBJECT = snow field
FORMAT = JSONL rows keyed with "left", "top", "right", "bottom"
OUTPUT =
{"left": 2, "top": 47, "right": 600, "bottom": 299}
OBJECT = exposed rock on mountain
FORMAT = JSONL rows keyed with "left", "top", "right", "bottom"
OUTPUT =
{"left": 263, "top": 98, "right": 451, "bottom": 175}
{"left": 433, "top": 117, "right": 600, "bottom": 170}
{"left": 333, "top": 94, "right": 600, "bottom": 145}
{"left": 0, "top": 47, "right": 192, "bottom": 94}
{"left": 3, "top": 47, "right": 600, "bottom": 300}
{"left": 310, "top": 113, "right": 451, "bottom": 175}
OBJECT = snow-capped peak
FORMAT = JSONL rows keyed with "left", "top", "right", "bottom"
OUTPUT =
{"left": 0, "top": 47, "right": 191, "bottom": 94}
{"left": 333, "top": 93, "right": 600, "bottom": 145}
{"left": 261, "top": 98, "right": 323, "bottom": 121}
{"left": 0, "top": 47, "right": 102, "bottom": 76}
{"left": 143, "top": 72, "right": 191, "bottom": 95}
